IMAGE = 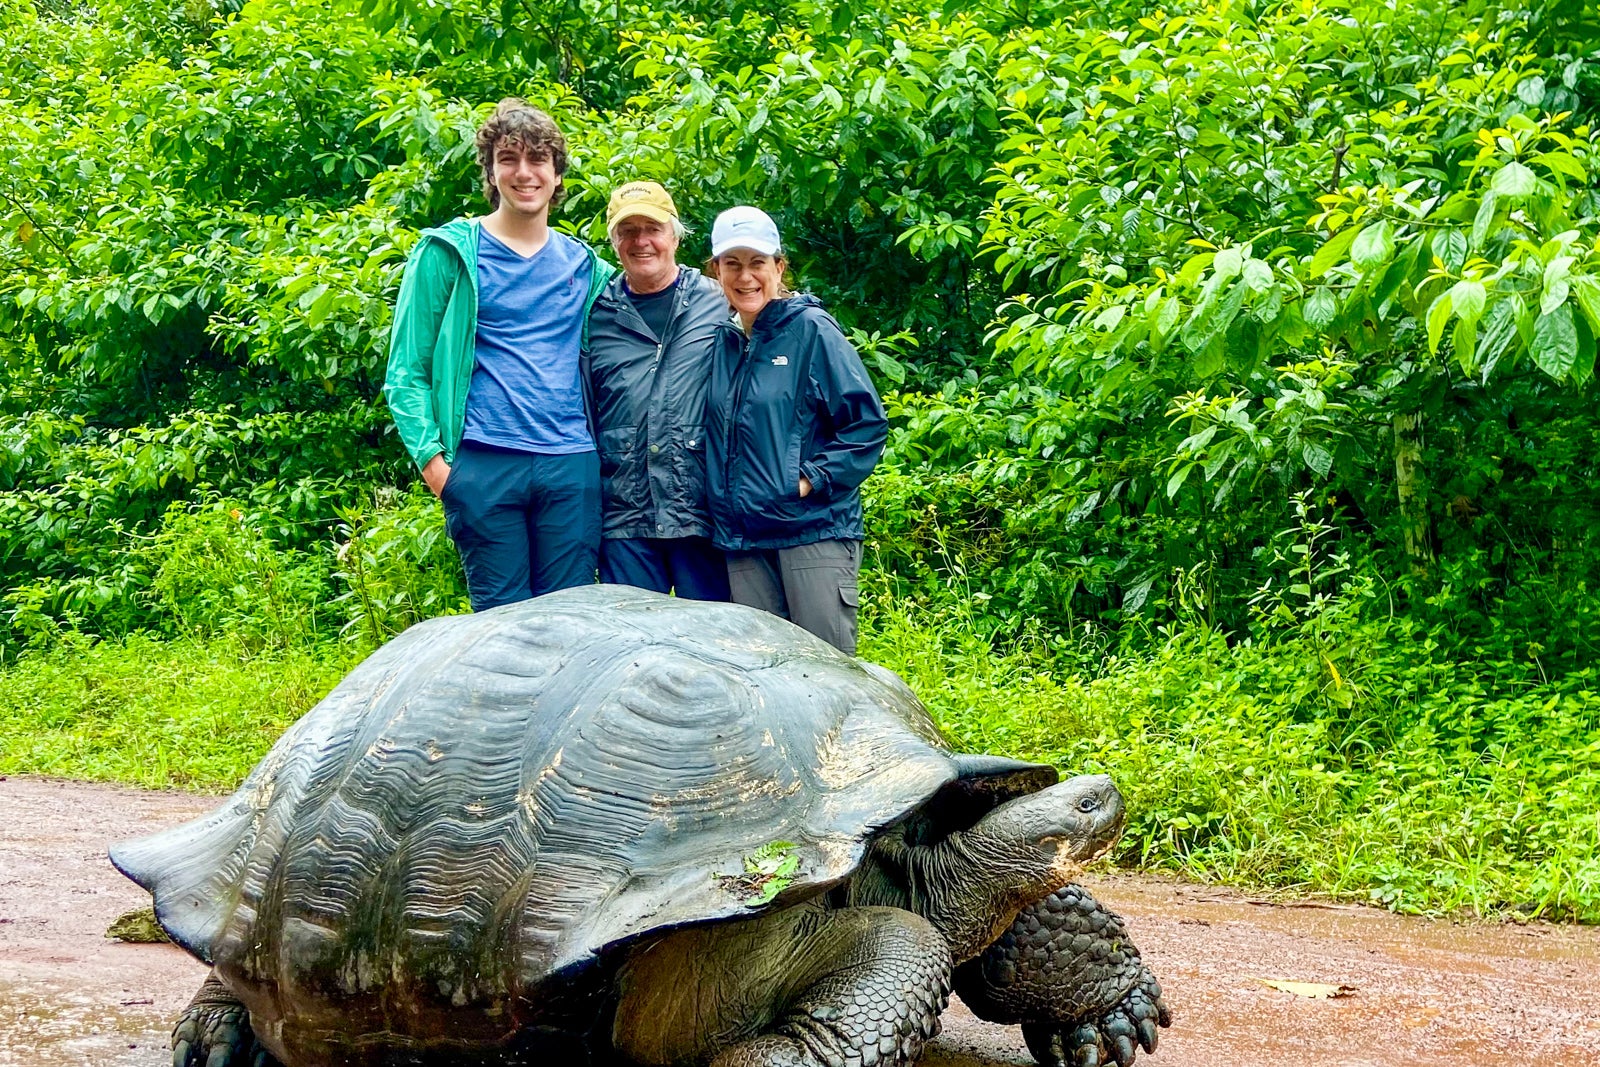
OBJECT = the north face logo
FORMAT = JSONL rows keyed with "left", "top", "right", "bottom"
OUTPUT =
{"left": 771, "top": 355, "right": 789, "bottom": 366}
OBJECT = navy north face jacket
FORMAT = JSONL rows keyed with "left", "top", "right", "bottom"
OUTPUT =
{"left": 706, "top": 295, "right": 888, "bottom": 551}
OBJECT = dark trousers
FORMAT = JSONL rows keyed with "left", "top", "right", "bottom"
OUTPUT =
{"left": 599, "top": 536, "right": 731, "bottom": 602}
{"left": 726, "top": 539, "right": 862, "bottom": 654}
{"left": 440, "top": 442, "right": 600, "bottom": 611}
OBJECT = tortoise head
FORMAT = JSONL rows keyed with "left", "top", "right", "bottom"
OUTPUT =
{"left": 973, "top": 773, "right": 1125, "bottom": 876}
{"left": 915, "top": 773, "right": 1125, "bottom": 961}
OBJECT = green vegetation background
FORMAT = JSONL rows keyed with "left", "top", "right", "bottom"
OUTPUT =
{"left": 1, "top": 0, "right": 1597, "bottom": 919}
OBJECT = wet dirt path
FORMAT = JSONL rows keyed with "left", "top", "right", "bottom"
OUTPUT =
{"left": 3, "top": 775, "right": 1599, "bottom": 1067}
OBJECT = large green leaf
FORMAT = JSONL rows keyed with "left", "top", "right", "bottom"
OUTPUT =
{"left": 1448, "top": 279, "right": 1486, "bottom": 324}
{"left": 1471, "top": 192, "right": 1500, "bottom": 249}
{"left": 1477, "top": 295, "right": 1522, "bottom": 379}
{"left": 1572, "top": 277, "right": 1600, "bottom": 335}
{"left": 1308, "top": 227, "right": 1359, "bottom": 277}
{"left": 1181, "top": 280, "right": 1247, "bottom": 354}
{"left": 1572, "top": 310, "right": 1598, "bottom": 386}
{"left": 1490, "top": 161, "right": 1538, "bottom": 199}
{"left": 1165, "top": 462, "right": 1197, "bottom": 499}
{"left": 1453, "top": 314, "right": 1478, "bottom": 376}
{"left": 1531, "top": 304, "right": 1578, "bottom": 379}
{"left": 1211, "top": 247, "right": 1244, "bottom": 284}
{"left": 1242, "top": 258, "right": 1274, "bottom": 292}
{"left": 1426, "top": 292, "right": 1454, "bottom": 354}
{"left": 1432, "top": 229, "right": 1468, "bottom": 273}
{"left": 1301, "top": 442, "right": 1333, "bottom": 479}
{"left": 1349, "top": 221, "right": 1395, "bottom": 271}
{"left": 1303, "top": 286, "right": 1337, "bottom": 329}
{"left": 1194, "top": 336, "right": 1227, "bottom": 378}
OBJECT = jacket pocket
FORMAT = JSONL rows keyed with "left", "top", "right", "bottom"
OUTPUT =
{"left": 738, "top": 435, "right": 813, "bottom": 533}
{"left": 678, "top": 429, "right": 710, "bottom": 516}
{"left": 681, "top": 426, "right": 708, "bottom": 477}
{"left": 597, "top": 427, "right": 637, "bottom": 478}
{"left": 597, "top": 427, "right": 639, "bottom": 518}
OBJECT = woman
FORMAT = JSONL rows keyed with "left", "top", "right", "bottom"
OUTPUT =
{"left": 704, "top": 205, "right": 888, "bottom": 654}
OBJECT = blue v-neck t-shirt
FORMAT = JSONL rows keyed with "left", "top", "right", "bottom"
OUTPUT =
{"left": 461, "top": 226, "right": 594, "bottom": 454}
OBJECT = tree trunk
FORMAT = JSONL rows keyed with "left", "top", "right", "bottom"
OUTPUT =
{"left": 1392, "top": 412, "right": 1432, "bottom": 566}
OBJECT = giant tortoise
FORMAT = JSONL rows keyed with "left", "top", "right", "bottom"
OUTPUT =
{"left": 112, "top": 585, "right": 1170, "bottom": 1067}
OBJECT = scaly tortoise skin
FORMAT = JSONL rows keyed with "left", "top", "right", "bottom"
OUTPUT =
{"left": 112, "top": 585, "right": 1169, "bottom": 1067}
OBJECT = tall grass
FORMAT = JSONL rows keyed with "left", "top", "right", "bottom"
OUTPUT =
{"left": 863, "top": 596, "right": 1600, "bottom": 921}
{"left": 0, "top": 634, "right": 354, "bottom": 789}
{"left": 1, "top": 597, "right": 1595, "bottom": 920}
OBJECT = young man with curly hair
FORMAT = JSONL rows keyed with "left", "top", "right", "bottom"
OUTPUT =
{"left": 384, "top": 99, "right": 615, "bottom": 610}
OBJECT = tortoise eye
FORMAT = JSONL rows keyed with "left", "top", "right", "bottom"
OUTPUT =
{"left": 1077, "top": 795, "right": 1100, "bottom": 813}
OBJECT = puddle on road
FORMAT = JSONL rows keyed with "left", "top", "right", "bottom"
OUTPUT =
{"left": 0, "top": 976, "right": 171, "bottom": 1067}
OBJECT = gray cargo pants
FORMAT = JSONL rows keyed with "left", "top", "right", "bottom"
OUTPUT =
{"left": 726, "top": 539, "right": 862, "bottom": 655}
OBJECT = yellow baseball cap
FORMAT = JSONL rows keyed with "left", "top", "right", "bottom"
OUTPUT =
{"left": 606, "top": 181, "right": 678, "bottom": 233}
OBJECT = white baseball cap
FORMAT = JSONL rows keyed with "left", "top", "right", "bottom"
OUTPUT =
{"left": 711, "top": 206, "right": 782, "bottom": 257}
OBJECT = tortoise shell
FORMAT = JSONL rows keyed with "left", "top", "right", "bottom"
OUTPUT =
{"left": 111, "top": 585, "right": 1055, "bottom": 1050}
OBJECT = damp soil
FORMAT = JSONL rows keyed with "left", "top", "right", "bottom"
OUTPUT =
{"left": 3, "top": 775, "right": 1599, "bottom": 1067}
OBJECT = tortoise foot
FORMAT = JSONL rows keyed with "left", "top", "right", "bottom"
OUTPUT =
{"left": 172, "top": 972, "right": 277, "bottom": 1067}
{"left": 1021, "top": 966, "right": 1170, "bottom": 1067}
{"left": 952, "top": 885, "right": 1171, "bottom": 1067}
{"left": 644, "top": 907, "right": 949, "bottom": 1067}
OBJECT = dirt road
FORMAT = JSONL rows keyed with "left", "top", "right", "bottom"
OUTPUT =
{"left": 3, "top": 776, "right": 1598, "bottom": 1067}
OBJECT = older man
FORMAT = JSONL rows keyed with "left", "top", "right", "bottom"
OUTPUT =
{"left": 584, "top": 181, "right": 731, "bottom": 600}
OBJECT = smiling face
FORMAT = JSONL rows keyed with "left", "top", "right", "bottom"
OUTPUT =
{"left": 714, "top": 249, "right": 787, "bottom": 329}
{"left": 612, "top": 216, "right": 680, "bottom": 294}
{"left": 490, "top": 139, "right": 560, "bottom": 222}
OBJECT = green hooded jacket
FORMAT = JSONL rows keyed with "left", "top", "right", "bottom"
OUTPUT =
{"left": 383, "top": 217, "right": 616, "bottom": 470}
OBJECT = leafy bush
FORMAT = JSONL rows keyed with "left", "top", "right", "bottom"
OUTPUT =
{"left": 142, "top": 498, "right": 333, "bottom": 647}
{"left": 331, "top": 484, "right": 469, "bottom": 645}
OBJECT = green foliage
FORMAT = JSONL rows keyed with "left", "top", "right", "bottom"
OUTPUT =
{"left": 857, "top": 0, "right": 1600, "bottom": 654}
{"left": 0, "top": 633, "right": 354, "bottom": 789}
{"left": 143, "top": 498, "right": 331, "bottom": 647}
{"left": 2, "top": 0, "right": 1598, "bottom": 918}
{"left": 718, "top": 841, "right": 803, "bottom": 906}
{"left": 862, "top": 591, "right": 1600, "bottom": 922}
{"left": 8, "top": 0, "right": 1595, "bottom": 648}
{"left": 331, "top": 485, "right": 470, "bottom": 645}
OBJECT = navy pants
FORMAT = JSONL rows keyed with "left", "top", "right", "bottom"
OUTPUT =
{"left": 599, "top": 537, "right": 730, "bottom": 602}
{"left": 440, "top": 442, "right": 600, "bottom": 611}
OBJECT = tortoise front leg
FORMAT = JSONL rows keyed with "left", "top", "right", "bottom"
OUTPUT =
{"left": 615, "top": 904, "right": 950, "bottom": 1067}
{"left": 172, "top": 971, "right": 280, "bottom": 1067}
{"left": 953, "top": 885, "right": 1171, "bottom": 1067}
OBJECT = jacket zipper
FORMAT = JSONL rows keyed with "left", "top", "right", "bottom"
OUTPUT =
{"left": 725, "top": 329, "right": 756, "bottom": 542}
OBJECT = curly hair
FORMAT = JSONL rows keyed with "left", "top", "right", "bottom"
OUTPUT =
{"left": 475, "top": 99, "right": 569, "bottom": 210}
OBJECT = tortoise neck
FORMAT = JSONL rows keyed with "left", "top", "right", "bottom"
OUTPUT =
{"left": 907, "top": 827, "right": 1069, "bottom": 962}
{"left": 852, "top": 823, "right": 1068, "bottom": 963}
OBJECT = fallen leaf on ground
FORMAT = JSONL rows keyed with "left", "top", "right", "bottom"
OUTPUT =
{"left": 105, "top": 906, "right": 168, "bottom": 943}
{"left": 1254, "top": 978, "right": 1357, "bottom": 998}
